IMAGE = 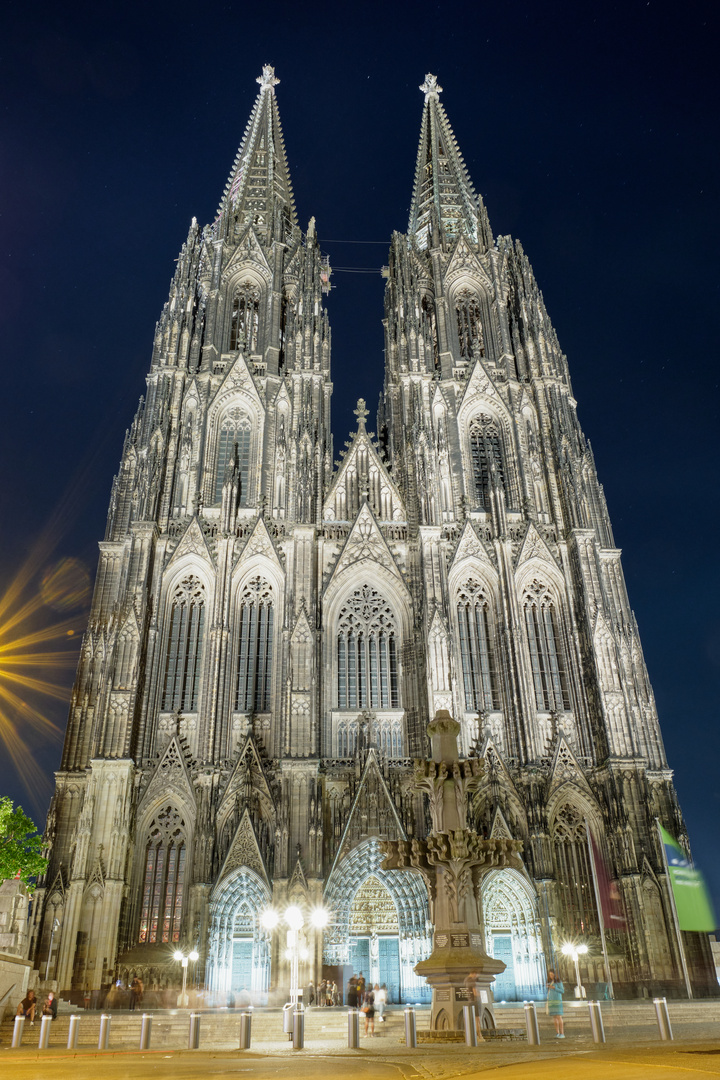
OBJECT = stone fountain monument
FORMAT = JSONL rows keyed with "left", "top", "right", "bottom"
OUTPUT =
{"left": 380, "top": 709, "right": 523, "bottom": 1031}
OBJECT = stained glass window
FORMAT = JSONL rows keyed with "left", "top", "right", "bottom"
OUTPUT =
{"left": 236, "top": 577, "right": 274, "bottom": 712}
{"left": 162, "top": 576, "right": 205, "bottom": 712}
{"left": 523, "top": 580, "right": 571, "bottom": 711}
{"left": 214, "top": 409, "right": 252, "bottom": 504}
{"left": 337, "top": 585, "right": 399, "bottom": 709}
{"left": 469, "top": 413, "right": 505, "bottom": 510}
{"left": 457, "top": 580, "right": 499, "bottom": 711}
{"left": 229, "top": 282, "right": 260, "bottom": 352}
{"left": 138, "top": 806, "right": 186, "bottom": 944}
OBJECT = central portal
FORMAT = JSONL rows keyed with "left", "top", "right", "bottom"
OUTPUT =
{"left": 348, "top": 875, "right": 401, "bottom": 1001}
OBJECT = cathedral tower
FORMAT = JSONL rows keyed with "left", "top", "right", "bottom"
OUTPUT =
{"left": 31, "top": 70, "right": 715, "bottom": 1003}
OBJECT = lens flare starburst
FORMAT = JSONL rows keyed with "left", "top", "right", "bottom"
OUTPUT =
{"left": 0, "top": 553, "right": 89, "bottom": 809}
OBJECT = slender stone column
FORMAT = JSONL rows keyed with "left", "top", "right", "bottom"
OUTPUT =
{"left": 381, "top": 709, "right": 523, "bottom": 1031}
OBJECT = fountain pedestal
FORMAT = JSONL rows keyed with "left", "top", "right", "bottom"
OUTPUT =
{"left": 381, "top": 710, "right": 522, "bottom": 1031}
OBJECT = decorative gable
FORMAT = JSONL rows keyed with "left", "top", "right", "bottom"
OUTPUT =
{"left": 166, "top": 517, "right": 215, "bottom": 570}
{"left": 138, "top": 735, "right": 196, "bottom": 818}
{"left": 324, "top": 402, "right": 405, "bottom": 523}
{"left": 210, "top": 351, "right": 265, "bottom": 412}
{"left": 515, "top": 521, "right": 557, "bottom": 569}
{"left": 218, "top": 807, "right": 269, "bottom": 885}
{"left": 237, "top": 515, "right": 284, "bottom": 570}
{"left": 329, "top": 750, "right": 406, "bottom": 878}
{"left": 450, "top": 519, "right": 495, "bottom": 571}
{"left": 331, "top": 503, "right": 406, "bottom": 586}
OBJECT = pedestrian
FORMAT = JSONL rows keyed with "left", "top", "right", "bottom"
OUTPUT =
{"left": 347, "top": 975, "right": 358, "bottom": 1007}
{"left": 17, "top": 989, "right": 37, "bottom": 1025}
{"left": 129, "top": 975, "right": 141, "bottom": 1010}
{"left": 363, "top": 986, "right": 375, "bottom": 1037}
{"left": 331, "top": 980, "right": 338, "bottom": 1006}
{"left": 462, "top": 970, "right": 484, "bottom": 1041}
{"left": 306, "top": 980, "right": 315, "bottom": 1007}
{"left": 374, "top": 982, "right": 386, "bottom": 1022}
{"left": 42, "top": 991, "right": 58, "bottom": 1020}
{"left": 356, "top": 971, "right": 366, "bottom": 1000}
{"left": 546, "top": 970, "right": 565, "bottom": 1038}
{"left": 319, "top": 978, "right": 326, "bottom": 1006}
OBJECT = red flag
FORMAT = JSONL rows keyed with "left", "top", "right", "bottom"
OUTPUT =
{"left": 590, "top": 832, "right": 626, "bottom": 930}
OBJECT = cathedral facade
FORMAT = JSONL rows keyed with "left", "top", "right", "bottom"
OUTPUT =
{"left": 30, "top": 68, "right": 716, "bottom": 1002}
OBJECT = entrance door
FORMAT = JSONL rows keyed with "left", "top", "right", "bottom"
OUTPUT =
{"left": 491, "top": 932, "right": 516, "bottom": 1001}
{"left": 231, "top": 938, "right": 253, "bottom": 994}
{"left": 378, "top": 936, "right": 401, "bottom": 1003}
{"left": 349, "top": 937, "right": 370, "bottom": 983}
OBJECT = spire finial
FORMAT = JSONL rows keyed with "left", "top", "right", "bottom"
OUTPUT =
{"left": 354, "top": 398, "right": 369, "bottom": 429}
{"left": 420, "top": 74, "right": 442, "bottom": 102}
{"left": 257, "top": 65, "right": 280, "bottom": 92}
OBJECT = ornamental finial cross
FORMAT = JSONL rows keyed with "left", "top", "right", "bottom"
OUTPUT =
{"left": 257, "top": 65, "right": 280, "bottom": 92}
{"left": 354, "top": 398, "right": 369, "bottom": 426}
{"left": 420, "top": 74, "right": 442, "bottom": 101}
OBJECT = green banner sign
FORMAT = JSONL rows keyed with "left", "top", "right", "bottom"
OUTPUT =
{"left": 660, "top": 826, "right": 716, "bottom": 932}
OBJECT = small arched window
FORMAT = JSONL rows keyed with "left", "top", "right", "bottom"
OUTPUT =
{"left": 214, "top": 408, "right": 252, "bottom": 504}
{"left": 456, "top": 290, "right": 484, "bottom": 360}
{"left": 457, "top": 580, "right": 499, "bottom": 711}
{"left": 229, "top": 281, "right": 260, "bottom": 352}
{"left": 523, "top": 580, "right": 570, "bottom": 711}
{"left": 236, "top": 577, "right": 274, "bottom": 712}
{"left": 337, "top": 585, "right": 399, "bottom": 709}
{"left": 469, "top": 413, "right": 505, "bottom": 509}
{"left": 552, "top": 804, "right": 598, "bottom": 937}
{"left": 138, "top": 805, "right": 187, "bottom": 944}
{"left": 162, "top": 575, "right": 205, "bottom": 712}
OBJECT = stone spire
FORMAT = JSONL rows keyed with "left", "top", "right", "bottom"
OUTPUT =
{"left": 218, "top": 64, "right": 297, "bottom": 227}
{"left": 409, "top": 74, "right": 492, "bottom": 252}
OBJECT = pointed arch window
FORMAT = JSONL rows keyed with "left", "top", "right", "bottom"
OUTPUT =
{"left": 456, "top": 289, "right": 484, "bottom": 360}
{"left": 236, "top": 577, "right": 274, "bottom": 712}
{"left": 469, "top": 413, "right": 505, "bottom": 509}
{"left": 229, "top": 281, "right": 260, "bottom": 352}
{"left": 162, "top": 576, "right": 205, "bottom": 711}
{"left": 523, "top": 580, "right": 571, "bottom": 711}
{"left": 214, "top": 408, "right": 252, "bottom": 504}
{"left": 457, "top": 580, "right": 499, "bottom": 711}
{"left": 552, "top": 804, "right": 599, "bottom": 937}
{"left": 337, "top": 584, "right": 399, "bottom": 709}
{"left": 421, "top": 295, "right": 439, "bottom": 371}
{"left": 138, "top": 806, "right": 187, "bottom": 944}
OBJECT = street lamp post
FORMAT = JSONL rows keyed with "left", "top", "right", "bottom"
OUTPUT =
{"left": 174, "top": 948, "right": 199, "bottom": 1007}
{"left": 261, "top": 905, "right": 330, "bottom": 1006}
{"left": 561, "top": 942, "right": 588, "bottom": 999}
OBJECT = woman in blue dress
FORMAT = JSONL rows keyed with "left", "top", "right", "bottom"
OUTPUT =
{"left": 546, "top": 970, "right": 565, "bottom": 1038}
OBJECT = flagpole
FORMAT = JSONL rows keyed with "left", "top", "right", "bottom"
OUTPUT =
{"left": 655, "top": 817, "right": 693, "bottom": 1000}
{"left": 585, "top": 820, "right": 614, "bottom": 1000}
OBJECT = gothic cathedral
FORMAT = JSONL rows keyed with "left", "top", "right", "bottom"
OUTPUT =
{"left": 31, "top": 68, "right": 716, "bottom": 1002}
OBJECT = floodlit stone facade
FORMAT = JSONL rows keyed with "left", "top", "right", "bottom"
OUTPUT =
{"left": 30, "top": 68, "right": 716, "bottom": 1002}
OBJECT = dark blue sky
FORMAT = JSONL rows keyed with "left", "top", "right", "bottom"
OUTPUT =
{"left": 1, "top": 2, "right": 718, "bottom": 919}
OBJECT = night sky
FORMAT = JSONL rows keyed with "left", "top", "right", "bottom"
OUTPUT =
{"left": 1, "top": 2, "right": 718, "bottom": 922}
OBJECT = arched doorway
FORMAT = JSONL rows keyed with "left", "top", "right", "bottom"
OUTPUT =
{"left": 324, "top": 839, "right": 432, "bottom": 1002}
{"left": 348, "top": 875, "right": 401, "bottom": 1001}
{"left": 206, "top": 867, "right": 272, "bottom": 1003}
{"left": 482, "top": 868, "right": 546, "bottom": 1001}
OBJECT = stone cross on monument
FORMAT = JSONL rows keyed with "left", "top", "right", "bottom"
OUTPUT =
{"left": 380, "top": 709, "right": 523, "bottom": 1032}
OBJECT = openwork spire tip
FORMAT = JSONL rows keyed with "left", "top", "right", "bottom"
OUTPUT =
{"left": 420, "top": 74, "right": 442, "bottom": 102}
{"left": 257, "top": 65, "right": 280, "bottom": 92}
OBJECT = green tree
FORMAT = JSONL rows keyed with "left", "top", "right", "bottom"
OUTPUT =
{"left": 0, "top": 797, "right": 47, "bottom": 888}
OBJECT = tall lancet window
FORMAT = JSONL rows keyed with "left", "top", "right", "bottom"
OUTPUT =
{"left": 456, "top": 290, "right": 484, "bottom": 359}
{"left": 214, "top": 408, "right": 252, "bottom": 504}
{"left": 229, "top": 281, "right": 260, "bottom": 352}
{"left": 523, "top": 580, "right": 571, "bottom": 711}
{"left": 236, "top": 577, "right": 274, "bottom": 712}
{"left": 138, "top": 806, "right": 187, "bottom": 944}
{"left": 337, "top": 584, "right": 399, "bottom": 709}
{"left": 457, "top": 580, "right": 499, "bottom": 711}
{"left": 162, "top": 576, "right": 205, "bottom": 711}
{"left": 469, "top": 413, "right": 505, "bottom": 509}
{"left": 552, "top": 803, "right": 599, "bottom": 937}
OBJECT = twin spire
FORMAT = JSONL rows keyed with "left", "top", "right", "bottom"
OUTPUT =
{"left": 221, "top": 68, "right": 491, "bottom": 251}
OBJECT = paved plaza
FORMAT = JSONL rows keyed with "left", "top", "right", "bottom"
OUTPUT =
{"left": 2, "top": 1002, "right": 720, "bottom": 1079}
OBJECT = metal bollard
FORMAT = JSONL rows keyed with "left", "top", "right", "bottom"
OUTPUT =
{"left": 188, "top": 1012, "right": 201, "bottom": 1049}
{"left": 38, "top": 1015, "right": 52, "bottom": 1049}
{"left": 588, "top": 1000, "right": 605, "bottom": 1044}
{"left": 347, "top": 1008, "right": 360, "bottom": 1048}
{"left": 140, "top": 1013, "right": 152, "bottom": 1050}
{"left": 292, "top": 1005, "right": 304, "bottom": 1049}
{"left": 524, "top": 1001, "right": 541, "bottom": 1045}
{"left": 404, "top": 1006, "right": 417, "bottom": 1048}
{"left": 463, "top": 1004, "right": 477, "bottom": 1047}
{"left": 654, "top": 997, "right": 673, "bottom": 1041}
{"left": 67, "top": 1014, "right": 80, "bottom": 1049}
{"left": 239, "top": 1011, "right": 252, "bottom": 1049}
{"left": 12, "top": 1015, "right": 25, "bottom": 1048}
{"left": 98, "top": 1013, "right": 111, "bottom": 1050}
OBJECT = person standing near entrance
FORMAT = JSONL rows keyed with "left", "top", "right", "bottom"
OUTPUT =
{"left": 374, "top": 983, "right": 386, "bottom": 1022}
{"left": 546, "top": 970, "right": 565, "bottom": 1038}
{"left": 362, "top": 986, "right": 375, "bottom": 1037}
{"left": 347, "top": 975, "right": 358, "bottom": 1007}
{"left": 462, "top": 970, "right": 484, "bottom": 1041}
